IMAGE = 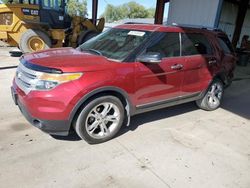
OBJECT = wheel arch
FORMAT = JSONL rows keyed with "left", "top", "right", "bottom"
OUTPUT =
{"left": 69, "top": 87, "right": 135, "bottom": 128}
{"left": 199, "top": 74, "right": 225, "bottom": 100}
{"left": 213, "top": 72, "right": 229, "bottom": 86}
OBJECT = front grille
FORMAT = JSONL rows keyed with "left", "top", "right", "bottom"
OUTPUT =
{"left": 15, "top": 62, "right": 38, "bottom": 94}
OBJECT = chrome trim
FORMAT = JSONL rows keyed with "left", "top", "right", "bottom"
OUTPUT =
{"left": 15, "top": 62, "right": 42, "bottom": 94}
{"left": 136, "top": 92, "right": 201, "bottom": 109}
{"left": 179, "top": 32, "right": 182, "bottom": 56}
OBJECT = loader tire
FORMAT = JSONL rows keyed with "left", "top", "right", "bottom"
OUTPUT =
{"left": 19, "top": 29, "right": 51, "bottom": 53}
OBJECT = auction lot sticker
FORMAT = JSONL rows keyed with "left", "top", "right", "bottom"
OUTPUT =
{"left": 128, "top": 31, "right": 145, "bottom": 37}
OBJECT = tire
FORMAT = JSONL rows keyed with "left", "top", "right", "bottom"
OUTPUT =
{"left": 196, "top": 79, "right": 224, "bottom": 111}
{"left": 19, "top": 29, "right": 51, "bottom": 53}
{"left": 74, "top": 96, "right": 125, "bottom": 144}
{"left": 77, "top": 30, "right": 99, "bottom": 46}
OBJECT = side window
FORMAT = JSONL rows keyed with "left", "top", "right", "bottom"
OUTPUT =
{"left": 182, "top": 33, "right": 213, "bottom": 56}
{"left": 146, "top": 33, "right": 180, "bottom": 58}
{"left": 218, "top": 37, "right": 234, "bottom": 54}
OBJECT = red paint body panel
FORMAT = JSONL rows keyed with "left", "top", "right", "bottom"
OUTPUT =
{"left": 13, "top": 60, "right": 137, "bottom": 120}
{"left": 181, "top": 55, "right": 212, "bottom": 96}
{"left": 134, "top": 57, "right": 184, "bottom": 105}
{"left": 24, "top": 47, "right": 120, "bottom": 72}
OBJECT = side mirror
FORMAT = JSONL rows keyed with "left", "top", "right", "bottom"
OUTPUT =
{"left": 136, "top": 52, "right": 162, "bottom": 64}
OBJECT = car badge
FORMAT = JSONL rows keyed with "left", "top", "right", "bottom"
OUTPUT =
{"left": 17, "top": 72, "right": 22, "bottom": 79}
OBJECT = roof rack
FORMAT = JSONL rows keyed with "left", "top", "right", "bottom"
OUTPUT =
{"left": 171, "top": 23, "right": 222, "bottom": 32}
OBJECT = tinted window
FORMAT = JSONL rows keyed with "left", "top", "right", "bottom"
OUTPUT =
{"left": 182, "top": 33, "right": 213, "bottom": 56}
{"left": 218, "top": 37, "right": 234, "bottom": 54}
{"left": 146, "top": 33, "right": 180, "bottom": 58}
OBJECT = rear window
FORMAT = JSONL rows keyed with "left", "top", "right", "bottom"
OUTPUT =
{"left": 217, "top": 36, "right": 234, "bottom": 54}
{"left": 182, "top": 33, "right": 213, "bottom": 56}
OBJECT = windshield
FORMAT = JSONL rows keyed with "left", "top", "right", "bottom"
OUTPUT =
{"left": 78, "top": 28, "right": 152, "bottom": 61}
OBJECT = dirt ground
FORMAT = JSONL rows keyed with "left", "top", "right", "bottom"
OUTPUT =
{"left": 0, "top": 47, "right": 250, "bottom": 188}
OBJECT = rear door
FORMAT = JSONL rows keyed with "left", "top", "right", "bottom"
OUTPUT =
{"left": 134, "top": 32, "right": 184, "bottom": 106}
{"left": 180, "top": 32, "right": 216, "bottom": 96}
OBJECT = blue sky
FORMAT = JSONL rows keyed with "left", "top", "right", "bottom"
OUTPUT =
{"left": 0, "top": 0, "right": 169, "bottom": 18}
{"left": 86, "top": 0, "right": 169, "bottom": 18}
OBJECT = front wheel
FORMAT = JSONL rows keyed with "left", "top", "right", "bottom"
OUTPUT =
{"left": 74, "top": 96, "right": 125, "bottom": 144}
{"left": 196, "top": 79, "right": 224, "bottom": 111}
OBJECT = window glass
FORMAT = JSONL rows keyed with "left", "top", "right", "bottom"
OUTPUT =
{"left": 22, "top": 0, "right": 30, "bottom": 4}
{"left": 43, "top": 0, "right": 50, "bottom": 7}
{"left": 146, "top": 32, "right": 180, "bottom": 58}
{"left": 182, "top": 33, "right": 212, "bottom": 56}
{"left": 22, "top": 0, "right": 39, "bottom": 4}
{"left": 51, "top": 0, "right": 60, "bottom": 9}
{"left": 58, "top": 0, "right": 62, "bottom": 7}
{"left": 43, "top": 0, "right": 60, "bottom": 9}
{"left": 79, "top": 28, "right": 152, "bottom": 61}
{"left": 33, "top": 0, "right": 39, "bottom": 5}
{"left": 218, "top": 37, "right": 234, "bottom": 54}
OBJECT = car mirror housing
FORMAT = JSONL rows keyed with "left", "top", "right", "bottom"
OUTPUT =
{"left": 136, "top": 52, "right": 162, "bottom": 64}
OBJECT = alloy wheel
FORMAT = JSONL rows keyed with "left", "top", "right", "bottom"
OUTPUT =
{"left": 207, "top": 82, "right": 223, "bottom": 108}
{"left": 85, "top": 102, "right": 121, "bottom": 139}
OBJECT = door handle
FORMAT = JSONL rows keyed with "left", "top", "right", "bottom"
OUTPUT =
{"left": 171, "top": 64, "right": 183, "bottom": 70}
{"left": 208, "top": 60, "right": 217, "bottom": 65}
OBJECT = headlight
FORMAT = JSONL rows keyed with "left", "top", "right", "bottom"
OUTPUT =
{"left": 33, "top": 72, "right": 83, "bottom": 91}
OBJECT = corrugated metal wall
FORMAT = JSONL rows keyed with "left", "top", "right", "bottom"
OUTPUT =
{"left": 218, "top": 2, "right": 237, "bottom": 41}
{"left": 167, "top": 0, "right": 221, "bottom": 27}
{"left": 219, "top": 1, "right": 250, "bottom": 47}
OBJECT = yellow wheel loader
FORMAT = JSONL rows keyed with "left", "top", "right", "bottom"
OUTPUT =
{"left": 0, "top": 0, "right": 105, "bottom": 53}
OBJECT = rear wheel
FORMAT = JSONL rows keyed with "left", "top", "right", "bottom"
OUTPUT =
{"left": 74, "top": 96, "right": 125, "bottom": 144}
{"left": 19, "top": 29, "right": 51, "bottom": 53}
{"left": 196, "top": 79, "right": 224, "bottom": 111}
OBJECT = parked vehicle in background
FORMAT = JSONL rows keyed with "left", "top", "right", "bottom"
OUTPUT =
{"left": 11, "top": 24, "right": 236, "bottom": 144}
{"left": 0, "top": 0, "right": 104, "bottom": 53}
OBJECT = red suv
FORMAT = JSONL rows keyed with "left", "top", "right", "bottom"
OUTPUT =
{"left": 11, "top": 24, "right": 236, "bottom": 144}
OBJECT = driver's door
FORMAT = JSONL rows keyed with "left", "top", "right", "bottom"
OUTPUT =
{"left": 134, "top": 32, "right": 184, "bottom": 106}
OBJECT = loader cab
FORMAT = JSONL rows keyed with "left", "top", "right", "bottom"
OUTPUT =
{"left": 39, "top": 0, "right": 71, "bottom": 29}
{"left": 18, "top": 0, "right": 71, "bottom": 29}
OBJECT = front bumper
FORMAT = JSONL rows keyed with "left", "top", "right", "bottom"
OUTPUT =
{"left": 11, "top": 87, "right": 71, "bottom": 136}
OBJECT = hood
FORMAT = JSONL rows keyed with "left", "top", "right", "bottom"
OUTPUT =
{"left": 22, "top": 48, "right": 117, "bottom": 72}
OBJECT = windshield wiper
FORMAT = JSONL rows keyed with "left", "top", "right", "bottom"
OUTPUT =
{"left": 83, "top": 49, "right": 103, "bottom": 56}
